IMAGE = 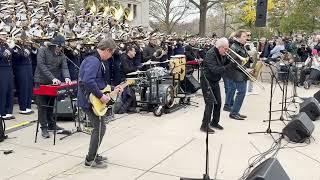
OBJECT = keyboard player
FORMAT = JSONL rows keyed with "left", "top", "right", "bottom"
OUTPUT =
{"left": 34, "top": 35, "right": 71, "bottom": 138}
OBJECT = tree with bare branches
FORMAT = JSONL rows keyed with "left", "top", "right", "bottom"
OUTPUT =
{"left": 189, "top": 0, "right": 220, "bottom": 37}
{"left": 150, "top": 0, "right": 190, "bottom": 34}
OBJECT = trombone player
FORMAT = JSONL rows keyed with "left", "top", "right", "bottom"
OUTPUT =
{"left": 226, "top": 30, "right": 251, "bottom": 120}
{"left": 200, "top": 37, "right": 236, "bottom": 133}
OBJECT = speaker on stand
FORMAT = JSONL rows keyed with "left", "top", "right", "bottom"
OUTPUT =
{"left": 255, "top": 0, "right": 268, "bottom": 27}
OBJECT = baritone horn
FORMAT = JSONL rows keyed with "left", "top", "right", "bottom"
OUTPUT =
{"left": 124, "top": 7, "right": 134, "bottom": 21}
{"left": 110, "top": 1, "right": 124, "bottom": 21}
{"left": 225, "top": 49, "right": 265, "bottom": 90}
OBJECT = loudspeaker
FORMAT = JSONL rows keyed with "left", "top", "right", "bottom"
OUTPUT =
{"left": 282, "top": 112, "right": 314, "bottom": 143}
{"left": 255, "top": 0, "right": 268, "bottom": 27}
{"left": 299, "top": 97, "right": 320, "bottom": 121}
{"left": 245, "top": 158, "right": 290, "bottom": 180}
{"left": 54, "top": 98, "right": 75, "bottom": 119}
{"left": 313, "top": 90, "right": 320, "bottom": 102}
{"left": 181, "top": 75, "right": 200, "bottom": 94}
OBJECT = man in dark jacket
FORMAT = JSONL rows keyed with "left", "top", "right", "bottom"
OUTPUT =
{"left": 142, "top": 36, "right": 166, "bottom": 63}
{"left": 34, "top": 35, "right": 71, "bottom": 138}
{"left": 77, "top": 38, "right": 122, "bottom": 168}
{"left": 226, "top": 30, "right": 250, "bottom": 120}
{"left": 117, "top": 45, "right": 139, "bottom": 113}
{"left": 184, "top": 39, "right": 199, "bottom": 61}
{"left": 200, "top": 37, "right": 236, "bottom": 133}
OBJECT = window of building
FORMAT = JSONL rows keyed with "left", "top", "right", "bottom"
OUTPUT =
{"left": 128, "top": 4, "right": 132, "bottom": 8}
{"left": 133, "top": 4, "right": 137, "bottom": 18}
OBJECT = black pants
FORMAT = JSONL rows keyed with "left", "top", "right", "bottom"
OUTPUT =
{"left": 200, "top": 77, "right": 221, "bottom": 127}
{"left": 300, "top": 68, "right": 311, "bottom": 85}
{"left": 300, "top": 68, "right": 320, "bottom": 85}
{"left": 37, "top": 95, "right": 55, "bottom": 130}
{"left": 84, "top": 109, "right": 106, "bottom": 161}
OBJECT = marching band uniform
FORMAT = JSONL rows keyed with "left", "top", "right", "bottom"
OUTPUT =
{"left": 12, "top": 45, "right": 34, "bottom": 114}
{"left": 0, "top": 41, "right": 15, "bottom": 120}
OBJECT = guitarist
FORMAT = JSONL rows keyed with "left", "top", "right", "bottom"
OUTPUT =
{"left": 77, "top": 38, "right": 123, "bottom": 168}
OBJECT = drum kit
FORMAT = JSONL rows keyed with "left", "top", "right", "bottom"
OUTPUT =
{"left": 125, "top": 55, "right": 187, "bottom": 116}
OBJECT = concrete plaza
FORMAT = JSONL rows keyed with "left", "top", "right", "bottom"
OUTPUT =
{"left": 1, "top": 80, "right": 320, "bottom": 180}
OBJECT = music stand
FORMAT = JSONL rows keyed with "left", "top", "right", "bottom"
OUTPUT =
{"left": 248, "top": 64, "right": 282, "bottom": 138}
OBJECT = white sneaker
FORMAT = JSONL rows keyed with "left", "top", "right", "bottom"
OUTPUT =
{"left": 247, "top": 91, "right": 259, "bottom": 96}
{"left": 3, "top": 114, "right": 15, "bottom": 120}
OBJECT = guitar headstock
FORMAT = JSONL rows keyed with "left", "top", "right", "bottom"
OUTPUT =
{"left": 125, "top": 79, "right": 136, "bottom": 86}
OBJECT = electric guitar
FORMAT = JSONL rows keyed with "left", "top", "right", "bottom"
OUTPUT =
{"left": 89, "top": 80, "right": 135, "bottom": 116}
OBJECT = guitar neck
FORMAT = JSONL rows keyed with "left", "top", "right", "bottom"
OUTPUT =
{"left": 109, "top": 82, "right": 129, "bottom": 97}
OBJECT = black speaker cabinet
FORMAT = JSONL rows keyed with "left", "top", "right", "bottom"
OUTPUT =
{"left": 54, "top": 98, "right": 75, "bottom": 119}
{"left": 299, "top": 97, "right": 320, "bottom": 121}
{"left": 313, "top": 90, "right": 320, "bottom": 102}
{"left": 282, "top": 112, "right": 314, "bottom": 143}
{"left": 181, "top": 75, "right": 200, "bottom": 94}
{"left": 245, "top": 158, "right": 290, "bottom": 180}
{"left": 255, "top": 0, "right": 268, "bottom": 27}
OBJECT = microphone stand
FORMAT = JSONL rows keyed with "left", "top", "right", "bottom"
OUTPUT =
{"left": 60, "top": 55, "right": 90, "bottom": 140}
{"left": 248, "top": 64, "right": 282, "bottom": 140}
{"left": 181, "top": 63, "right": 216, "bottom": 180}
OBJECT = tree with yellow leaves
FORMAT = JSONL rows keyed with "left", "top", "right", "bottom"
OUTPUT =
{"left": 239, "top": 0, "right": 277, "bottom": 28}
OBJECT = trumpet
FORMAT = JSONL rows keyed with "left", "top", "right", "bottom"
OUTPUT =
{"left": 225, "top": 49, "right": 265, "bottom": 90}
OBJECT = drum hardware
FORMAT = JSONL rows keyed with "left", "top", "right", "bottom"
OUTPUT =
{"left": 127, "top": 70, "right": 146, "bottom": 76}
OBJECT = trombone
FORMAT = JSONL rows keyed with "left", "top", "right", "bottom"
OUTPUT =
{"left": 225, "top": 48, "right": 265, "bottom": 90}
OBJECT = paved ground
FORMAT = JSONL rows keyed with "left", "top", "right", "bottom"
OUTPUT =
{"left": 1, "top": 79, "right": 320, "bottom": 180}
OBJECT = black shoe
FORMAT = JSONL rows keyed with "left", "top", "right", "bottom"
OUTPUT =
{"left": 237, "top": 114, "right": 247, "bottom": 118}
{"left": 200, "top": 126, "right": 215, "bottom": 134}
{"left": 211, "top": 124, "right": 224, "bottom": 130}
{"left": 229, "top": 114, "right": 244, "bottom": 120}
{"left": 48, "top": 125, "right": 64, "bottom": 131}
{"left": 41, "top": 129, "right": 50, "bottom": 138}
{"left": 96, "top": 154, "right": 108, "bottom": 162}
{"left": 223, "top": 106, "right": 231, "bottom": 112}
{"left": 85, "top": 158, "right": 108, "bottom": 168}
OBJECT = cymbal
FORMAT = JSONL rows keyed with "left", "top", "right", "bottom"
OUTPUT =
{"left": 171, "top": 55, "right": 186, "bottom": 58}
{"left": 127, "top": 70, "right": 146, "bottom": 76}
{"left": 142, "top": 60, "right": 161, "bottom": 66}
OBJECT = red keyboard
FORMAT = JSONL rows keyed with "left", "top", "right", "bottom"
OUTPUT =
{"left": 33, "top": 81, "right": 78, "bottom": 97}
{"left": 186, "top": 60, "right": 200, "bottom": 65}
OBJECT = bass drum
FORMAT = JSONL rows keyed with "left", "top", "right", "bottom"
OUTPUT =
{"left": 145, "top": 84, "right": 175, "bottom": 108}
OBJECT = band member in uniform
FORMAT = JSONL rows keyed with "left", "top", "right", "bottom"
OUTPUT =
{"left": 227, "top": 30, "right": 250, "bottom": 120}
{"left": 200, "top": 37, "right": 236, "bottom": 133}
{"left": 34, "top": 35, "right": 71, "bottom": 138}
{"left": 12, "top": 40, "right": 34, "bottom": 115}
{"left": 77, "top": 38, "right": 123, "bottom": 168}
{"left": 0, "top": 32, "right": 15, "bottom": 120}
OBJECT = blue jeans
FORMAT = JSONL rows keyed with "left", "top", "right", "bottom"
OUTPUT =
{"left": 230, "top": 81, "right": 247, "bottom": 115}
{"left": 223, "top": 77, "right": 235, "bottom": 108}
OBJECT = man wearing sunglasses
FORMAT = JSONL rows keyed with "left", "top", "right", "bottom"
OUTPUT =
{"left": 34, "top": 35, "right": 71, "bottom": 138}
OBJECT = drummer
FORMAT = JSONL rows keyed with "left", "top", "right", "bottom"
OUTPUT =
{"left": 116, "top": 45, "right": 140, "bottom": 114}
